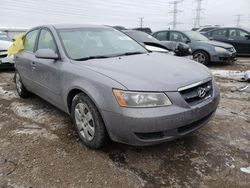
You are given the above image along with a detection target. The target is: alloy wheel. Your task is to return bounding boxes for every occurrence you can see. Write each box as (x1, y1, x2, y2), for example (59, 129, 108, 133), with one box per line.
(74, 102, 95, 141)
(194, 52, 206, 64)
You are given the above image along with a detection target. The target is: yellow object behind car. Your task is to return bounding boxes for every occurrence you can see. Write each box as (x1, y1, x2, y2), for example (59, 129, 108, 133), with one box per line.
(7, 33, 25, 56)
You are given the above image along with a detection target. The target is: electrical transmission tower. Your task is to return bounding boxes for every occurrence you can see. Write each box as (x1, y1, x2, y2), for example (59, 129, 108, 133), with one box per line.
(235, 14, 242, 27)
(193, 0, 204, 28)
(169, 0, 183, 29)
(139, 17, 144, 28)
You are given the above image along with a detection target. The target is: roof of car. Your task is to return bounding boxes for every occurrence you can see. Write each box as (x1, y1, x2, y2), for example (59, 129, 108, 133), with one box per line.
(39, 24, 110, 29)
(204, 27, 250, 32)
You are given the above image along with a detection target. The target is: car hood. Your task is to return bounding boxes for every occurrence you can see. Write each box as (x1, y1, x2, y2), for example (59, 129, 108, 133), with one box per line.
(73, 53, 212, 91)
(0, 40, 12, 50)
(196, 40, 233, 48)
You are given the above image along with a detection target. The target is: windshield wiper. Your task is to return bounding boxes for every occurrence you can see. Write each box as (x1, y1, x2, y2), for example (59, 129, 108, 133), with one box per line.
(73, 55, 111, 61)
(73, 51, 146, 61)
(117, 51, 146, 56)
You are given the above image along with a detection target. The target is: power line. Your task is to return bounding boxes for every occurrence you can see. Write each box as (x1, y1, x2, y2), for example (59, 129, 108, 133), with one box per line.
(139, 17, 144, 28)
(193, 0, 205, 28)
(169, 0, 183, 29)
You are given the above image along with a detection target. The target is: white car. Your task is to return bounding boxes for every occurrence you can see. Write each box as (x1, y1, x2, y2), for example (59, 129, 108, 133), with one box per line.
(0, 34, 14, 68)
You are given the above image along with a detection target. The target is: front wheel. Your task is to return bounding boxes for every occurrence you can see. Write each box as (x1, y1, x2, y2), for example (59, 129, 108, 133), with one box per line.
(71, 93, 109, 149)
(15, 71, 31, 98)
(193, 50, 210, 65)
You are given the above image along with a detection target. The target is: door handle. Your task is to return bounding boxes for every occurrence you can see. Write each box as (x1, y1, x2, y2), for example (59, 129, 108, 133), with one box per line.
(31, 62, 36, 70)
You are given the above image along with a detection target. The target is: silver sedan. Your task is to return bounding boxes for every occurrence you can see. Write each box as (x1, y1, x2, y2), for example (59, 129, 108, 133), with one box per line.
(14, 24, 220, 149)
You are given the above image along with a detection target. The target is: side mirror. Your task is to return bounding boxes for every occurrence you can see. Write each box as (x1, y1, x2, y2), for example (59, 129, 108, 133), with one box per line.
(183, 38, 190, 44)
(245, 34, 250, 40)
(175, 42, 192, 56)
(35, 49, 58, 60)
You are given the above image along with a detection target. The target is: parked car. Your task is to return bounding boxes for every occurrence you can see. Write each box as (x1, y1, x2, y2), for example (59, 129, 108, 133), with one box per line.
(203, 27, 250, 55)
(112, 25, 127, 31)
(192, 26, 220, 34)
(14, 24, 220, 149)
(132, 27, 152, 34)
(123, 30, 192, 58)
(0, 34, 14, 69)
(152, 30, 236, 65)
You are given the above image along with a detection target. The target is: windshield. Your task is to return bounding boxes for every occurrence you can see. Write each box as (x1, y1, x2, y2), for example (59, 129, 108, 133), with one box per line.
(183, 31, 209, 41)
(58, 27, 147, 60)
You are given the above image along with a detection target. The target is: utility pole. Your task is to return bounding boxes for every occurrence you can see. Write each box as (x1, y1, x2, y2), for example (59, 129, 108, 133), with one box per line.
(169, 0, 183, 29)
(235, 14, 242, 27)
(139, 17, 144, 28)
(193, 0, 204, 28)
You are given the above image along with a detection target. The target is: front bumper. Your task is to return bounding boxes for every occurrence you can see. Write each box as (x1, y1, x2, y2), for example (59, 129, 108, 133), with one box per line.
(102, 82, 220, 146)
(211, 52, 236, 63)
(0, 53, 15, 69)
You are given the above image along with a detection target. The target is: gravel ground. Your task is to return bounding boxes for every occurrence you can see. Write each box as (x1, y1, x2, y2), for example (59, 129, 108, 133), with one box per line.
(0, 59, 250, 188)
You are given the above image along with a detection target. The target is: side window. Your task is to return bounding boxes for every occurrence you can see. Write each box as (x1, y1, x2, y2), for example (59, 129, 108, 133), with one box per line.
(37, 29, 57, 52)
(238, 29, 248, 37)
(229, 29, 248, 38)
(154, 32, 167, 41)
(211, 29, 227, 37)
(169, 31, 188, 42)
(24, 30, 39, 52)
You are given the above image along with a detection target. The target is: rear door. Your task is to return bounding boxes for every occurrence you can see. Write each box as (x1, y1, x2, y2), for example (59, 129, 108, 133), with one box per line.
(228, 28, 250, 55)
(32, 28, 63, 106)
(15, 29, 40, 91)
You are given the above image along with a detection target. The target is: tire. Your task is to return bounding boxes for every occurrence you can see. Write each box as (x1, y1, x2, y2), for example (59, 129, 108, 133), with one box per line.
(71, 93, 108, 149)
(15, 71, 31, 98)
(193, 50, 210, 65)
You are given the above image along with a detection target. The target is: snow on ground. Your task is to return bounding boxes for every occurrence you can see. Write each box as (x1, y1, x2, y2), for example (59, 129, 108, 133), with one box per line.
(0, 86, 17, 100)
(240, 166, 250, 174)
(10, 102, 48, 124)
(211, 70, 246, 80)
(12, 123, 58, 140)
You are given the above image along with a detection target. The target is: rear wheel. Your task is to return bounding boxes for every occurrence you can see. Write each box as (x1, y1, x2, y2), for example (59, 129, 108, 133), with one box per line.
(71, 93, 108, 149)
(193, 50, 210, 65)
(15, 71, 31, 98)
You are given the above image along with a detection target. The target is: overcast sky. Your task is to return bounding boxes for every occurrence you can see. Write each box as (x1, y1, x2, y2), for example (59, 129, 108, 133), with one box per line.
(1, 0, 250, 31)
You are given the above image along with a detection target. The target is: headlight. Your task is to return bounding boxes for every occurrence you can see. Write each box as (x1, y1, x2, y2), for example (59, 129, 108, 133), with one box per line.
(214, 46, 227, 53)
(113, 89, 172, 107)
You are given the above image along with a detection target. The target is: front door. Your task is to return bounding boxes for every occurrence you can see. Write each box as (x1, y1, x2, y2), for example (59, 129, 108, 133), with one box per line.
(32, 28, 62, 106)
(228, 28, 250, 55)
(15, 29, 40, 91)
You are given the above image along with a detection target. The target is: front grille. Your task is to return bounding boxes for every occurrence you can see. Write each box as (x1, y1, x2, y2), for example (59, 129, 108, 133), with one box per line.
(177, 111, 214, 134)
(134, 111, 215, 140)
(179, 80, 213, 106)
(0, 50, 8, 58)
(0, 54, 7, 58)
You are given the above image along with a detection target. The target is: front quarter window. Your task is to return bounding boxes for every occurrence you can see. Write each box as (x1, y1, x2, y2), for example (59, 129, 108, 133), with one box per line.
(24, 29, 39, 52)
